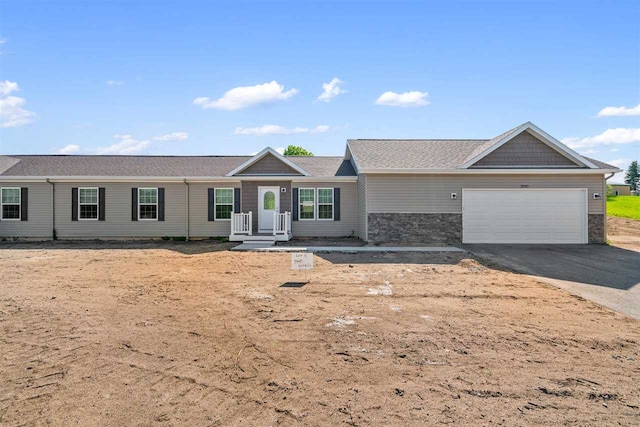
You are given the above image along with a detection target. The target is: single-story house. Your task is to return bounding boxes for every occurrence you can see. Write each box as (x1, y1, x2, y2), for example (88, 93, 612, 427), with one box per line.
(0, 122, 619, 244)
(610, 184, 631, 196)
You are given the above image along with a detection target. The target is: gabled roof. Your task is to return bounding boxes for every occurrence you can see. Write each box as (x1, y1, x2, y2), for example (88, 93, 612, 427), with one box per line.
(347, 122, 618, 172)
(0, 154, 355, 178)
(460, 122, 598, 169)
(226, 147, 309, 176)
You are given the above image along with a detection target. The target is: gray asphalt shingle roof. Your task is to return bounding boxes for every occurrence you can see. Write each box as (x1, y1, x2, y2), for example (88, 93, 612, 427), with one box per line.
(0, 155, 356, 177)
(348, 123, 618, 171)
(348, 139, 493, 170)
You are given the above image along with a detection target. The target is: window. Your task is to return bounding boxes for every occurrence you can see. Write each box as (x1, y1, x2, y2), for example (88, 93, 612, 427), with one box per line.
(318, 188, 334, 220)
(78, 187, 99, 220)
(138, 188, 158, 220)
(1, 187, 21, 220)
(263, 191, 275, 210)
(215, 188, 233, 220)
(299, 188, 315, 220)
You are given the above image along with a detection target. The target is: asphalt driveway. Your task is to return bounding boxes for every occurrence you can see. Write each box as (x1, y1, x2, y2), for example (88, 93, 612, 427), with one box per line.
(466, 244, 640, 319)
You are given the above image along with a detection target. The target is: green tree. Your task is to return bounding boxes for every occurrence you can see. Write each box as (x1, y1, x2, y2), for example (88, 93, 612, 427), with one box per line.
(283, 145, 313, 156)
(625, 161, 639, 191)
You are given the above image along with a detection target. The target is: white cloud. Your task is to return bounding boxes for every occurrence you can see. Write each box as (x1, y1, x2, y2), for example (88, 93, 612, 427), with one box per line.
(1, 95, 36, 128)
(0, 80, 19, 96)
(106, 80, 125, 86)
(580, 149, 599, 155)
(596, 103, 640, 117)
(610, 148, 619, 152)
(561, 128, 640, 149)
(97, 135, 150, 155)
(56, 144, 81, 154)
(317, 77, 346, 102)
(96, 131, 189, 155)
(0, 81, 36, 128)
(193, 81, 298, 111)
(152, 132, 189, 141)
(233, 124, 330, 136)
(375, 90, 429, 107)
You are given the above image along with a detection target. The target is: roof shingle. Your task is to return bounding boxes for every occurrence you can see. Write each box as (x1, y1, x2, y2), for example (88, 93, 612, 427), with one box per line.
(0, 155, 355, 178)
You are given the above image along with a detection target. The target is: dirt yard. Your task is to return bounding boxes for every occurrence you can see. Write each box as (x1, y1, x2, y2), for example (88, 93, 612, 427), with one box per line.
(608, 216, 640, 251)
(1, 242, 639, 426)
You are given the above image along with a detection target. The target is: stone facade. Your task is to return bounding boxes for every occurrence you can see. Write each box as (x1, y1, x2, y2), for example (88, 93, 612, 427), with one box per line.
(588, 214, 605, 244)
(367, 213, 462, 244)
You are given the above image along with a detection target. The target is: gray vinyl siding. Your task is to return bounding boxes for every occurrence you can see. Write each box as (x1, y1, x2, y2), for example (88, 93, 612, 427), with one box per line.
(291, 181, 357, 237)
(356, 175, 367, 240)
(0, 182, 52, 238)
(236, 153, 301, 175)
(241, 181, 292, 232)
(188, 183, 239, 238)
(366, 174, 606, 214)
(54, 182, 187, 238)
(472, 131, 580, 167)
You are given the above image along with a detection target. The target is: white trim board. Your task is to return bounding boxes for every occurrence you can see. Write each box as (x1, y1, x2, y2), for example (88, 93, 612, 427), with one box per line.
(225, 147, 310, 177)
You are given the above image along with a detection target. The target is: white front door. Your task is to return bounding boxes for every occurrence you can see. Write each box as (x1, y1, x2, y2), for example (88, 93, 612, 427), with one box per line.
(258, 187, 280, 232)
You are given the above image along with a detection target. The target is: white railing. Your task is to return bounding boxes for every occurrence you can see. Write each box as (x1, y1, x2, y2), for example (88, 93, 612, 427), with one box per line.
(231, 211, 252, 236)
(273, 209, 292, 236)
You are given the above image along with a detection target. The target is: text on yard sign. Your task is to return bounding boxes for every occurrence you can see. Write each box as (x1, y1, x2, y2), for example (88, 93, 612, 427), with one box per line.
(291, 253, 313, 270)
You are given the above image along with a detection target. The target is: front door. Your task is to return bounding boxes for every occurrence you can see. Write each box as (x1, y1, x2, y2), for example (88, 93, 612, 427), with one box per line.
(258, 187, 280, 232)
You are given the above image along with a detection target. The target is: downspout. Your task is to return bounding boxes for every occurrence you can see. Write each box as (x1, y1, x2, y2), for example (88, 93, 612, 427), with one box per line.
(604, 172, 615, 242)
(46, 179, 55, 240)
(184, 179, 189, 241)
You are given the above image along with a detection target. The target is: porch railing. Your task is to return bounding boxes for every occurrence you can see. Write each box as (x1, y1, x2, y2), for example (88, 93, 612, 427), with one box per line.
(231, 211, 252, 236)
(273, 209, 292, 236)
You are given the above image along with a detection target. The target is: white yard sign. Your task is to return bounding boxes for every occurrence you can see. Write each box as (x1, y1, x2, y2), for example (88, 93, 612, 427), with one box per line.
(291, 253, 313, 270)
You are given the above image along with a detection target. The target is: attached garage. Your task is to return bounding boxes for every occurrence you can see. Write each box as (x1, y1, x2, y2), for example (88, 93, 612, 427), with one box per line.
(462, 189, 588, 244)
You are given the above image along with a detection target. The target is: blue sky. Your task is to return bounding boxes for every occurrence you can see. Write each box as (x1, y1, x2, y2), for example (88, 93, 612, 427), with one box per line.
(1, 0, 638, 181)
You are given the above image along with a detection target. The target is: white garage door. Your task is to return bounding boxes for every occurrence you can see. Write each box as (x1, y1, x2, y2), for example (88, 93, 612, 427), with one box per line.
(462, 189, 587, 244)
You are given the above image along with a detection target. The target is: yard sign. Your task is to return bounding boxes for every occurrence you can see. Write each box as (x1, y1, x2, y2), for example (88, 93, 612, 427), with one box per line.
(291, 253, 313, 270)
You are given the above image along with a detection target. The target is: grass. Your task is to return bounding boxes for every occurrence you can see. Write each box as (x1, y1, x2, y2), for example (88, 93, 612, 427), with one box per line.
(607, 195, 640, 220)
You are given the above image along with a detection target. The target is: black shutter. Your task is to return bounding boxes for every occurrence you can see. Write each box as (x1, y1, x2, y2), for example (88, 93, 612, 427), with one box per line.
(20, 188, 28, 221)
(334, 188, 341, 221)
(131, 188, 138, 221)
(98, 188, 106, 221)
(158, 188, 165, 221)
(234, 188, 241, 213)
(208, 188, 215, 221)
(292, 188, 299, 221)
(72, 187, 79, 221)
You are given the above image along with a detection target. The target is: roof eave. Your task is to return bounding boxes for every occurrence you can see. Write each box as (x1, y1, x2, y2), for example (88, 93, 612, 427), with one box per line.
(358, 168, 620, 175)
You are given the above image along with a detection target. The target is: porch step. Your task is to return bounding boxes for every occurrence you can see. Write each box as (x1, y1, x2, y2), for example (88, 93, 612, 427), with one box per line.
(232, 241, 275, 251)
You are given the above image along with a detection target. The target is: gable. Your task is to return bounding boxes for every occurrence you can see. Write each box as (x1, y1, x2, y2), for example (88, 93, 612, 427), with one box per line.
(470, 131, 582, 168)
(235, 152, 303, 175)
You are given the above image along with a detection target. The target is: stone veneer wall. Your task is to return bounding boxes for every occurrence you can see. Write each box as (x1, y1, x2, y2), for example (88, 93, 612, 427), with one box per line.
(588, 214, 605, 244)
(367, 213, 462, 244)
(368, 213, 604, 244)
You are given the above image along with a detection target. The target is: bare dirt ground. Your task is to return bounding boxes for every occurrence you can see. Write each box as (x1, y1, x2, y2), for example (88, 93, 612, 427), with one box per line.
(1, 242, 639, 426)
(608, 216, 640, 251)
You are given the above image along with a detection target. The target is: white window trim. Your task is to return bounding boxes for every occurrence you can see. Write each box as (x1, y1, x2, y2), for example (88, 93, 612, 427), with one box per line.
(298, 188, 316, 221)
(214, 188, 234, 221)
(1, 187, 21, 221)
(138, 187, 159, 221)
(78, 187, 99, 221)
(317, 187, 334, 221)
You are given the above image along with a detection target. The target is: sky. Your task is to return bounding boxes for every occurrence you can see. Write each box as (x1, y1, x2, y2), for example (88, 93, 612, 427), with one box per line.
(0, 0, 638, 182)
